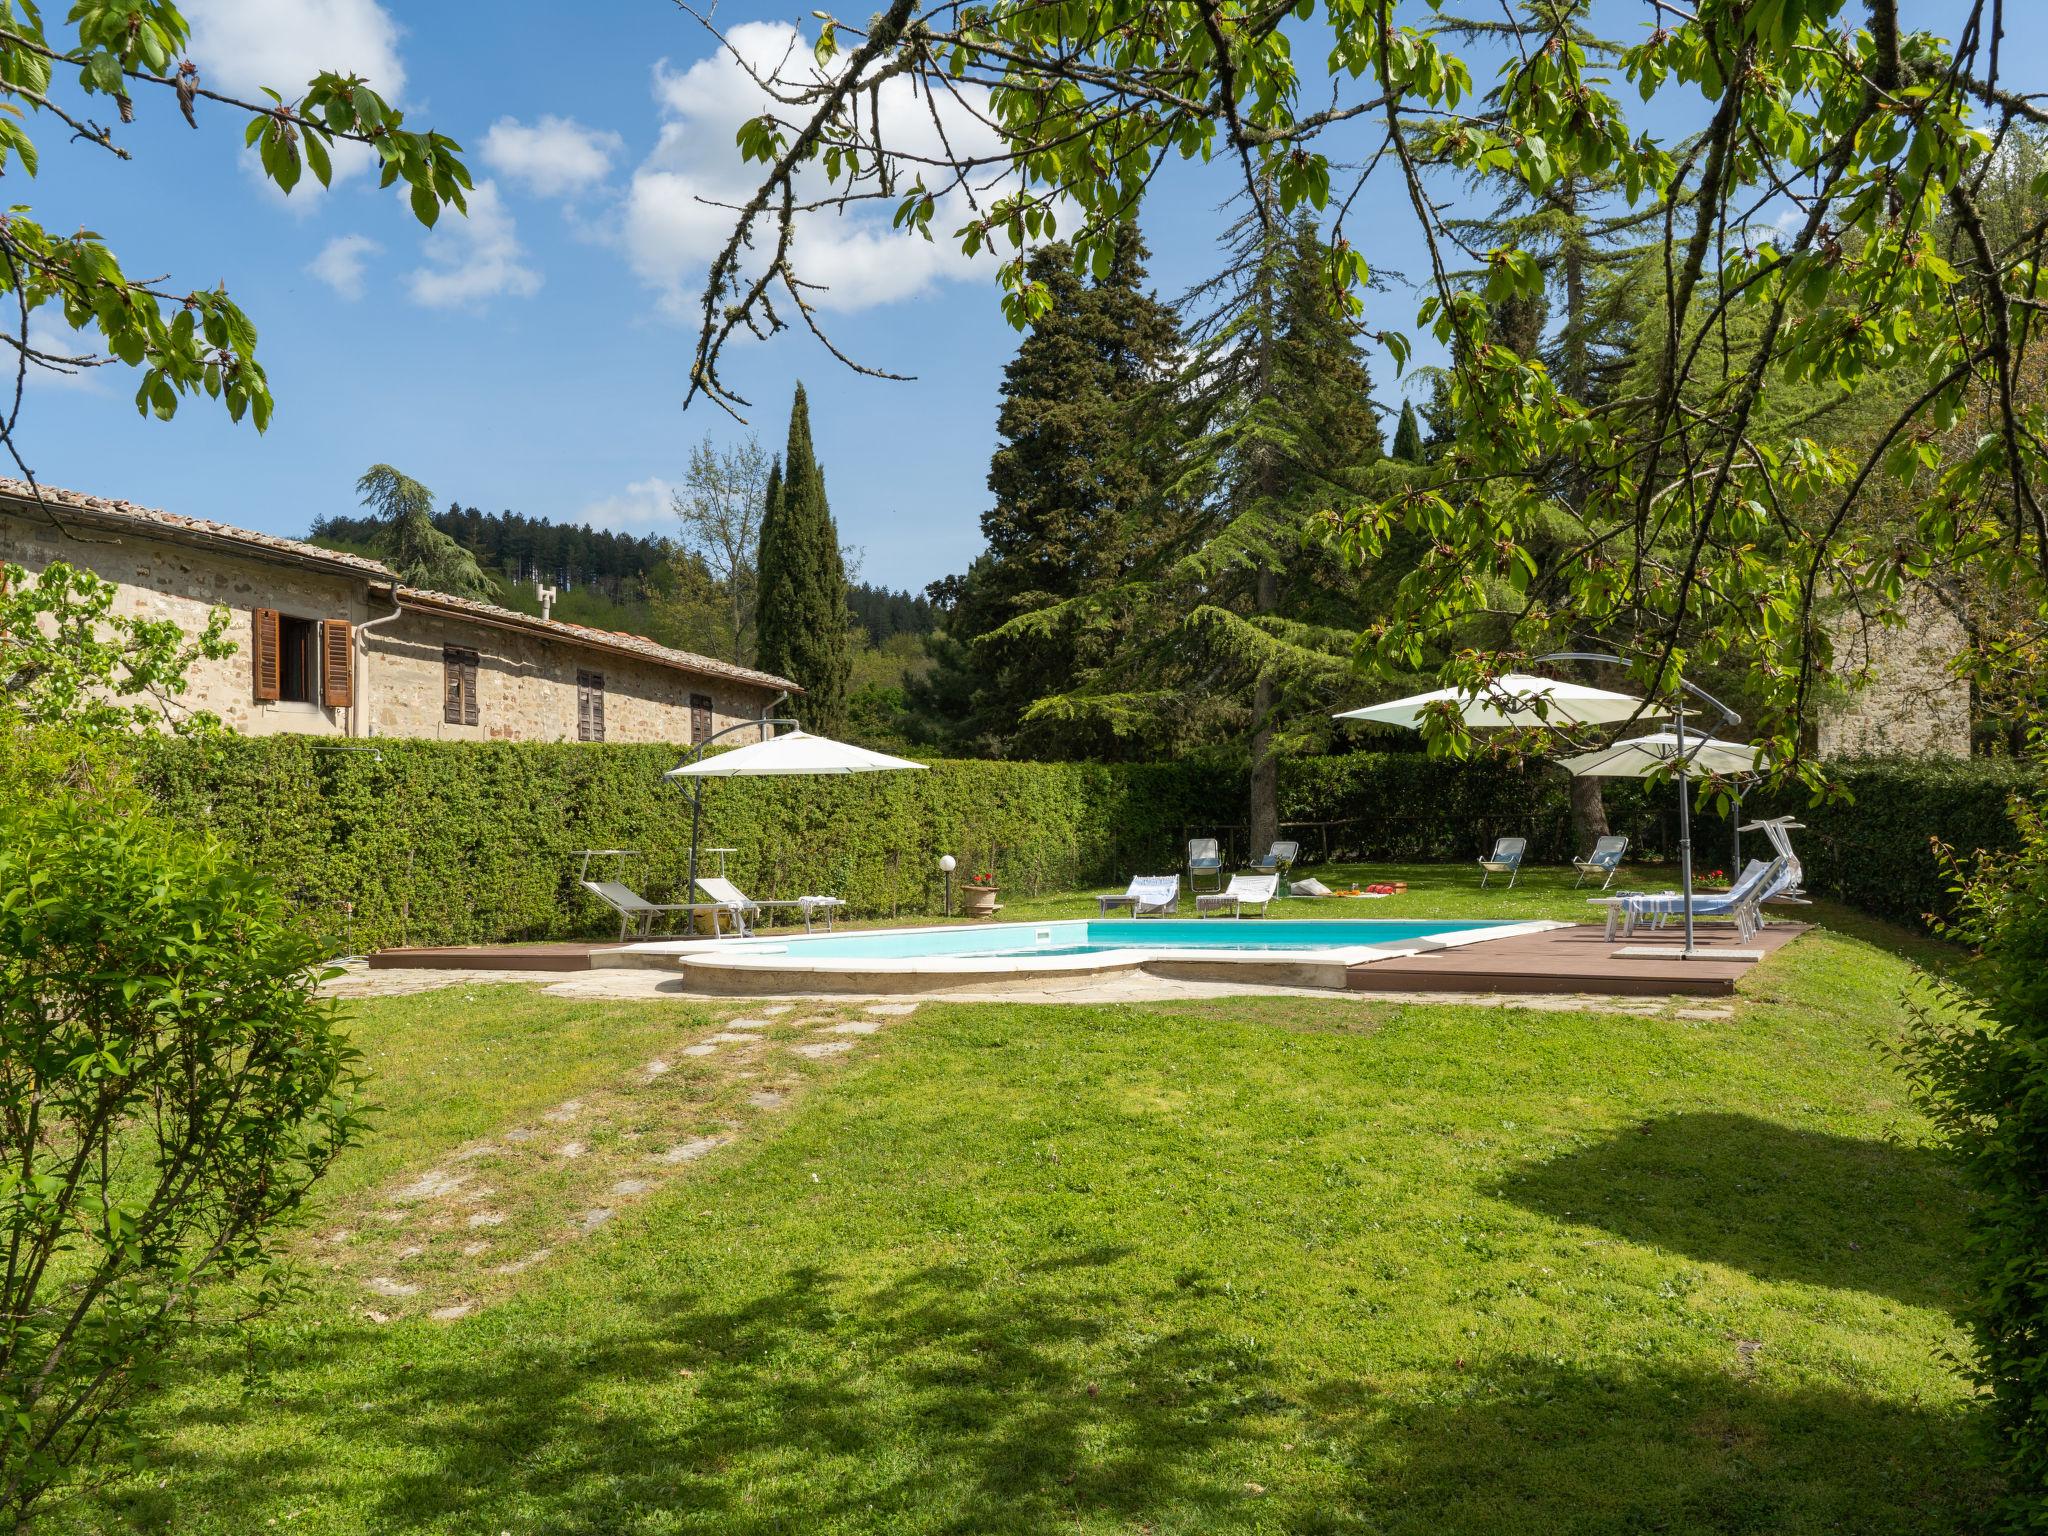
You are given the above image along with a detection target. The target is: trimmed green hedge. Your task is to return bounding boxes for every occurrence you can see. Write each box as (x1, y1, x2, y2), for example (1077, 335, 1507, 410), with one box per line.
(1752, 757, 2040, 929)
(136, 738, 1240, 952)
(133, 737, 2035, 950)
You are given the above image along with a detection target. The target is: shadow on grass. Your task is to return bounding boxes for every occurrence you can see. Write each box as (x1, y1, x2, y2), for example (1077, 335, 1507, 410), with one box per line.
(1302, 1354, 1989, 1535)
(107, 1241, 1990, 1535)
(1497, 1112, 1967, 1310)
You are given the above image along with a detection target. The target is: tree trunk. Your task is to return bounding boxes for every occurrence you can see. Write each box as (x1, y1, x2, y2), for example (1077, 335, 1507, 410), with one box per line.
(1569, 772, 1611, 850)
(1248, 563, 1280, 855)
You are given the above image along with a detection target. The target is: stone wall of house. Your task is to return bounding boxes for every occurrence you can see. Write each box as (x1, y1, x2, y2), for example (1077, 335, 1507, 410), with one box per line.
(2, 508, 782, 744)
(365, 607, 780, 745)
(1817, 589, 1973, 759)
(1, 507, 367, 737)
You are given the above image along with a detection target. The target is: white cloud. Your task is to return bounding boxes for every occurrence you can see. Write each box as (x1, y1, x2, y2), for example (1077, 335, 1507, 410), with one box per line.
(187, 0, 405, 201)
(16, 317, 107, 394)
(483, 115, 623, 198)
(622, 23, 1012, 320)
(576, 477, 678, 531)
(308, 233, 381, 299)
(406, 181, 541, 309)
(184, 0, 405, 100)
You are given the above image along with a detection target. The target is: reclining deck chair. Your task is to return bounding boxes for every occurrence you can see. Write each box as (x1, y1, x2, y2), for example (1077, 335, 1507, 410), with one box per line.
(1195, 873, 1280, 918)
(580, 879, 728, 941)
(1477, 837, 1527, 889)
(1573, 835, 1630, 889)
(1247, 840, 1301, 876)
(1098, 875, 1180, 917)
(695, 875, 846, 936)
(1186, 837, 1224, 894)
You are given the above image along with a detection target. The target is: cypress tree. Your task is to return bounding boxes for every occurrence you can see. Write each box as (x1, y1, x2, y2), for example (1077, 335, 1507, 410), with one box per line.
(754, 384, 852, 733)
(1391, 400, 1425, 463)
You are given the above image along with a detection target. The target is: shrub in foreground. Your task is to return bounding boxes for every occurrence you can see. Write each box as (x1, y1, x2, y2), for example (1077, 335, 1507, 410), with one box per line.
(0, 749, 363, 1524)
(1897, 743, 2048, 1532)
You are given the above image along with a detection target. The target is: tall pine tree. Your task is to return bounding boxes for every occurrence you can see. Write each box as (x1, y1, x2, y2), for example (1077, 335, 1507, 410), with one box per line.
(914, 229, 1181, 755)
(754, 385, 852, 733)
(1013, 207, 1386, 847)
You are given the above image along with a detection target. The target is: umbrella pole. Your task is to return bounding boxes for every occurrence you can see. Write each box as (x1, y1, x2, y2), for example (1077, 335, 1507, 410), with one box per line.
(688, 778, 704, 910)
(1674, 701, 1696, 956)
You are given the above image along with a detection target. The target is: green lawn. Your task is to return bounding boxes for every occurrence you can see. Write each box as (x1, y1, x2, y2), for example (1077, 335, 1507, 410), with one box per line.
(65, 872, 1990, 1534)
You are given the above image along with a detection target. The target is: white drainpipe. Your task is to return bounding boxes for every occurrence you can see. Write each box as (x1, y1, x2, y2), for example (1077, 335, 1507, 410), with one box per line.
(351, 584, 407, 739)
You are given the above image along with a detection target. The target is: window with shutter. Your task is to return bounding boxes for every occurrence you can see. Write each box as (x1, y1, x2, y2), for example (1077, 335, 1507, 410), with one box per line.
(444, 646, 480, 726)
(577, 670, 605, 742)
(690, 693, 714, 744)
(252, 608, 281, 701)
(320, 620, 354, 708)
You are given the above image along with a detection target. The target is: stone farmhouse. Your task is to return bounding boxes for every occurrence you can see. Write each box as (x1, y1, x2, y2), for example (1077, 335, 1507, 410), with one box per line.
(0, 479, 796, 744)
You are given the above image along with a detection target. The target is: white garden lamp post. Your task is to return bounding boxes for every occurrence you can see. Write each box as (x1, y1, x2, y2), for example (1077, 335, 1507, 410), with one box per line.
(664, 722, 927, 899)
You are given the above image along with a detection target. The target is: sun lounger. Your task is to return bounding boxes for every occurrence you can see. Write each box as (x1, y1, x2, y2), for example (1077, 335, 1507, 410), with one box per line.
(580, 879, 736, 941)
(695, 876, 846, 936)
(1477, 836, 1527, 889)
(1187, 837, 1224, 893)
(1247, 840, 1300, 875)
(1098, 875, 1180, 917)
(1572, 834, 1630, 889)
(1595, 857, 1782, 941)
(1195, 873, 1279, 918)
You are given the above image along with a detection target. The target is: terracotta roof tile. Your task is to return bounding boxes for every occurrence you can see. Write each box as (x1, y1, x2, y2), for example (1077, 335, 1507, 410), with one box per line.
(0, 475, 800, 694)
(0, 474, 392, 577)
(394, 587, 799, 694)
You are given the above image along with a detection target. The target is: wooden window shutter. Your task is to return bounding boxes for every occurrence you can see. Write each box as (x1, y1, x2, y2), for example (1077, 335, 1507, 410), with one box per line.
(576, 670, 605, 742)
(320, 619, 354, 708)
(252, 607, 281, 701)
(444, 646, 479, 726)
(464, 654, 479, 726)
(690, 693, 713, 745)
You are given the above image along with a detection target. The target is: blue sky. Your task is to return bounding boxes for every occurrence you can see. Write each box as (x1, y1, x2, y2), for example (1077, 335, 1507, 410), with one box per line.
(16, 0, 2039, 592)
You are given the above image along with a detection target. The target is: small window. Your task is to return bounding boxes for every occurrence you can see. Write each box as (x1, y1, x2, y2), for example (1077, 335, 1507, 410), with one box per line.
(443, 646, 480, 726)
(253, 608, 323, 704)
(577, 670, 606, 742)
(690, 693, 714, 745)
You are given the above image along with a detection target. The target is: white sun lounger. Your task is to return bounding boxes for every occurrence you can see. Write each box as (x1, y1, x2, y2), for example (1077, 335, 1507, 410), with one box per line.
(695, 875, 846, 936)
(1098, 875, 1180, 917)
(1195, 873, 1279, 918)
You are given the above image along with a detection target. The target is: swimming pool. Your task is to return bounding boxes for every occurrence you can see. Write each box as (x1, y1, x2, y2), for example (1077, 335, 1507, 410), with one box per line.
(610, 916, 1563, 994)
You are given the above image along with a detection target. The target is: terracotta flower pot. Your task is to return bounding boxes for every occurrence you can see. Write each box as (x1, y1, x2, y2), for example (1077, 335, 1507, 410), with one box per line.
(961, 885, 1000, 918)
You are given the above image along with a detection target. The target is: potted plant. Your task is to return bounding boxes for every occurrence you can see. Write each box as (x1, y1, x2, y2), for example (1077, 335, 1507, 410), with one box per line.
(961, 871, 1000, 917)
(1696, 868, 1731, 892)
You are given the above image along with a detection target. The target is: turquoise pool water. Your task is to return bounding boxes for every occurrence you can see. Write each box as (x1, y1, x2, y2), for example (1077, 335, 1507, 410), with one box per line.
(752, 918, 1513, 960)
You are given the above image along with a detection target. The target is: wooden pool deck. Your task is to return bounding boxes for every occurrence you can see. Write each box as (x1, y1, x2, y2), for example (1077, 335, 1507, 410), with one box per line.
(364, 920, 1808, 999)
(1346, 921, 1808, 998)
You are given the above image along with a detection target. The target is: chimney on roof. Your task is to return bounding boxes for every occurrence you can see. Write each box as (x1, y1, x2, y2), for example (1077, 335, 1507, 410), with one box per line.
(536, 581, 558, 622)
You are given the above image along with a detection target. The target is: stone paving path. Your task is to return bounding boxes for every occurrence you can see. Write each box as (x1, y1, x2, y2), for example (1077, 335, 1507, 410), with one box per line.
(315, 998, 919, 1325)
(323, 961, 1732, 1020)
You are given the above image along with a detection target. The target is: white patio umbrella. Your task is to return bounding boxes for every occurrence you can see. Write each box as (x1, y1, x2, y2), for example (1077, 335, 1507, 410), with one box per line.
(1334, 672, 1650, 730)
(1556, 731, 1763, 779)
(1559, 731, 1767, 873)
(1337, 661, 1740, 956)
(665, 723, 927, 897)
(664, 728, 927, 780)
